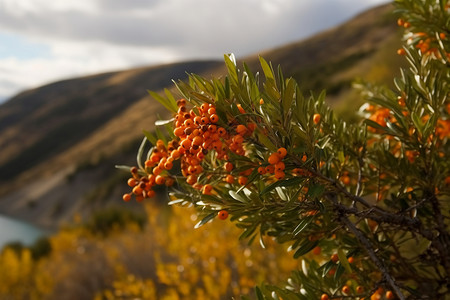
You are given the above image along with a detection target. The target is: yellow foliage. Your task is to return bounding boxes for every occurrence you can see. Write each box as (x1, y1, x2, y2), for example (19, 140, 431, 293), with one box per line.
(0, 203, 299, 299)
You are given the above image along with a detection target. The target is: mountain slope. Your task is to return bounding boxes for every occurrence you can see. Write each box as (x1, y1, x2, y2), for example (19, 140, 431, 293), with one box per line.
(0, 3, 403, 228)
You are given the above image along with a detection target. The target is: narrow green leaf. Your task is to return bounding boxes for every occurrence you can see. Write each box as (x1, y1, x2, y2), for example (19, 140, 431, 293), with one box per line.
(293, 216, 313, 236)
(259, 56, 274, 81)
(115, 165, 132, 172)
(155, 118, 174, 126)
(229, 190, 247, 203)
(143, 130, 157, 145)
(164, 88, 178, 110)
(136, 137, 148, 170)
(337, 248, 352, 274)
(255, 286, 264, 300)
(148, 90, 177, 113)
(260, 177, 304, 196)
(194, 212, 216, 228)
(224, 54, 238, 85)
(293, 240, 319, 258)
(256, 129, 277, 152)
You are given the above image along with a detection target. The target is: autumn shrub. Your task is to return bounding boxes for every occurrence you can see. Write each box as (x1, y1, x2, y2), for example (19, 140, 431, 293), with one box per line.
(120, 0, 449, 299)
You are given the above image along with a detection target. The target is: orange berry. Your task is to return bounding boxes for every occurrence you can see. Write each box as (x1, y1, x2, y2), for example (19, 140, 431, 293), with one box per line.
(356, 286, 364, 294)
(155, 175, 165, 185)
(236, 124, 247, 135)
(132, 185, 143, 195)
(233, 134, 244, 144)
(386, 291, 395, 299)
(268, 153, 280, 165)
(181, 139, 192, 150)
(342, 285, 350, 295)
(192, 136, 203, 146)
(200, 103, 209, 113)
(224, 162, 234, 172)
(170, 149, 181, 159)
(202, 184, 213, 195)
(259, 98, 264, 105)
(439, 32, 446, 39)
(165, 177, 175, 187)
(328, 268, 336, 276)
(312, 246, 321, 255)
(122, 193, 132, 202)
(201, 116, 209, 124)
(258, 166, 266, 175)
(403, 21, 410, 28)
(210, 114, 219, 123)
(174, 127, 185, 137)
(164, 161, 173, 170)
(208, 107, 216, 114)
(397, 48, 406, 56)
(218, 210, 229, 220)
(320, 294, 329, 300)
(341, 175, 350, 185)
(146, 190, 156, 198)
(331, 253, 339, 263)
(277, 147, 287, 158)
(218, 127, 227, 136)
(237, 104, 246, 114)
(186, 175, 197, 185)
(348, 256, 354, 264)
(152, 166, 162, 176)
(275, 161, 285, 172)
(225, 174, 235, 184)
(265, 165, 275, 174)
(238, 176, 248, 185)
(397, 18, 404, 26)
(274, 171, 285, 180)
(127, 178, 138, 187)
(247, 123, 256, 132)
(313, 113, 321, 124)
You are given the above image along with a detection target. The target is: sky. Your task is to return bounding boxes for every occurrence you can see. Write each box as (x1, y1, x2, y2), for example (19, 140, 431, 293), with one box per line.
(0, 0, 389, 103)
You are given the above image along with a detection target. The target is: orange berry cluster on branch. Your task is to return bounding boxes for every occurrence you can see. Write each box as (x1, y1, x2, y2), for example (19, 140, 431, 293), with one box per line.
(257, 147, 287, 181)
(123, 98, 259, 202)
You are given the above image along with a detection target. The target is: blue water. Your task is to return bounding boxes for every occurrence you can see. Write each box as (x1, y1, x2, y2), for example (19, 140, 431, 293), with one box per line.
(0, 214, 47, 249)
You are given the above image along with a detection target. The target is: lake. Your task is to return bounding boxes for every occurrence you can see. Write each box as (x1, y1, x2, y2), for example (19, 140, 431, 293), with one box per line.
(0, 214, 48, 249)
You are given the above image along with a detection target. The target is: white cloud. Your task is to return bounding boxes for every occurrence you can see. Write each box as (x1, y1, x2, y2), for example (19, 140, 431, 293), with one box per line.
(0, 0, 390, 102)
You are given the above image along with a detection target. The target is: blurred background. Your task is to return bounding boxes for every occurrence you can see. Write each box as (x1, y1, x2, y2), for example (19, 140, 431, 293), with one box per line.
(0, 0, 405, 299)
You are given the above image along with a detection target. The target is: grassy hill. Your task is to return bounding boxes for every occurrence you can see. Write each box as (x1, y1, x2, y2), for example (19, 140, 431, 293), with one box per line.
(0, 3, 403, 229)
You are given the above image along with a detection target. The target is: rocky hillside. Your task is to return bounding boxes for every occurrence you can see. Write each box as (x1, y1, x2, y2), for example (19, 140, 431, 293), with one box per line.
(0, 3, 402, 229)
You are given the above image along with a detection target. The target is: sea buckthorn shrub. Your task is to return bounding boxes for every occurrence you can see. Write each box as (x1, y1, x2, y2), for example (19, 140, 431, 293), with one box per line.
(120, 0, 449, 299)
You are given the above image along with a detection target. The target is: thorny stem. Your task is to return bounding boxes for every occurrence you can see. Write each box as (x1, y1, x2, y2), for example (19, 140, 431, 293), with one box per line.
(329, 195, 406, 300)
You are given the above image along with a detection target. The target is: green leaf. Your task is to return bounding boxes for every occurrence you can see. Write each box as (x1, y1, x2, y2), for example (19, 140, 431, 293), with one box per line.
(229, 190, 248, 203)
(155, 118, 174, 126)
(255, 286, 264, 300)
(307, 184, 325, 198)
(282, 78, 295, 118)
(256, 129, 277, 152)
(194, 212, 216, 228)
(337, 248, 352, 274)
(260, 177, 304, 196)
(293, 216, 314, 236)
(293, 240, 319, 258)
(259, 56, 275, 81)
(224, 54, 238, 85)
(136, 137, 147, 170)
(148, 90, 177, 113)
(143, 130, 157, 145)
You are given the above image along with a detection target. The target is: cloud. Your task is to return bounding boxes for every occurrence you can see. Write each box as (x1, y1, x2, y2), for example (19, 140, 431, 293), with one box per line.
(0, 0, 389, 102)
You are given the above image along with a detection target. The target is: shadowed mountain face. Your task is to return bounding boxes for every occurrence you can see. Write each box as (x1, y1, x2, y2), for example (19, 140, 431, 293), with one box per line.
(0, 3, 402, 228)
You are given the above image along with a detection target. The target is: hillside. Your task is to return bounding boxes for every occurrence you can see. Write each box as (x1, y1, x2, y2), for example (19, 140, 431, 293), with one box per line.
(0, 3, 403, 229)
